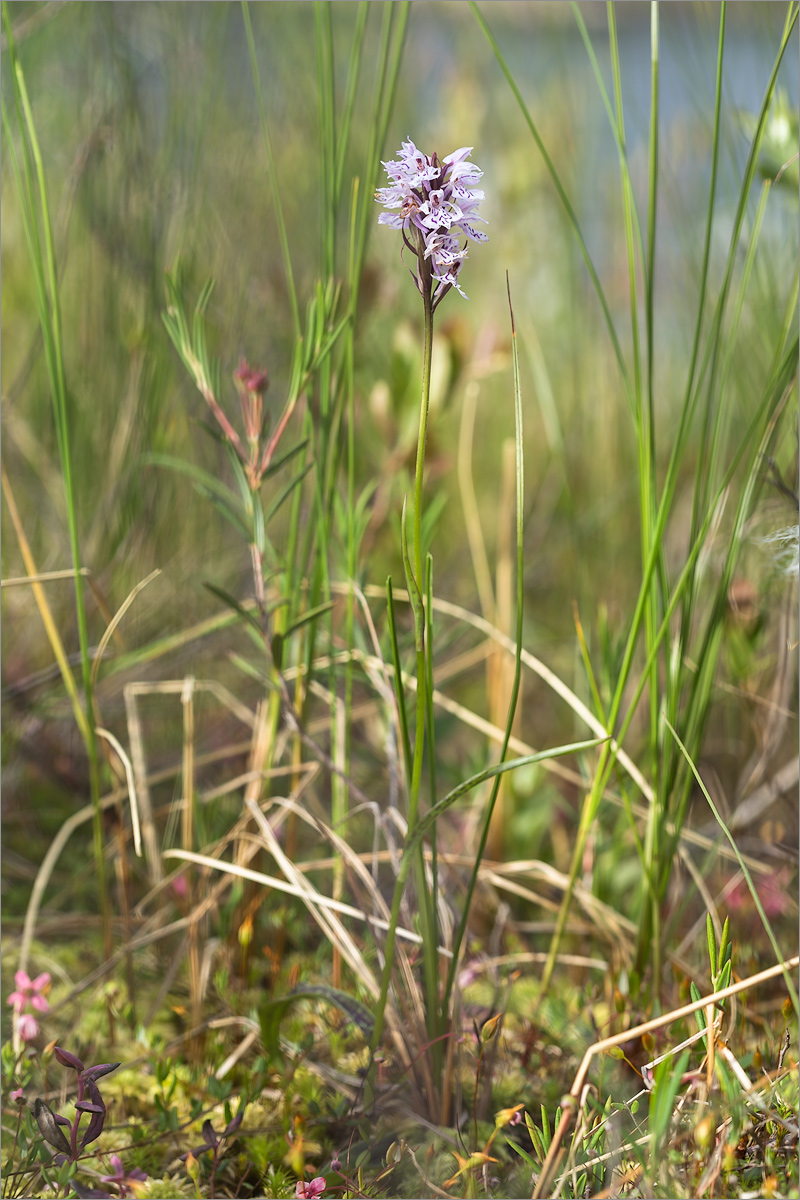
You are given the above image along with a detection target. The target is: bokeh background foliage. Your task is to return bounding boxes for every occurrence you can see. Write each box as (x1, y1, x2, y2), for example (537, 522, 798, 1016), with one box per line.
(2, 0, 798, 1027)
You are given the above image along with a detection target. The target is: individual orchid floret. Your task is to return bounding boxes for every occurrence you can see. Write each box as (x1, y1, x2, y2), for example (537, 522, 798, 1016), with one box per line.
(376, 138, 487, 308)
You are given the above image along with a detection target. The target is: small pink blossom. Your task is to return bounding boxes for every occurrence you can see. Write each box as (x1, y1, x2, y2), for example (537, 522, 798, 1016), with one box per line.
(10, 1087, 25, 1103)
(727, 867, 793, 918)
(171, 875, 188, 900)
(17, 1013, 39, 1042)
(7, 970, 50, 1013)
(296, 1178, 326, 1199)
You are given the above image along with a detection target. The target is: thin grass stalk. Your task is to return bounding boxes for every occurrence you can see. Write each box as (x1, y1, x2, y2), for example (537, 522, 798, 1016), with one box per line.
(677, 0, 796, 670)
(443, 275, 525, 1018)
(315, 1, 337, 280)
(348, 2, 410, 310)
(340, 71, 363, 883)
(1, 6, 110, 954)
(641, 0, 663, 990)
(541, 2, 796, 993)
(241, 0, 300, 339)
(603, 0, 665, 974)
(661, 365, 796, 880)
(334, 1, 369, 208)
(656, 179, 772, 839)
(655, 201, 796, 923)
(470, 0, 631, 405)
(664, 719, 799, 1014)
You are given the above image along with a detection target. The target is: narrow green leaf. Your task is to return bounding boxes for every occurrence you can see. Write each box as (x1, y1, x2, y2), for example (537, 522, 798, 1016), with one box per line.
(386, 577, 413, 785)
(506, 1137, 536, 1168)
(204, 583, 264, 638)
(707, 913, 717, 979)
(264, 461, 313, 524)
(540, 1103, 552, 1152)
(400, 497, 423, 652)
(282, 600, 336, 641)
(261, 437, 308, 481)
(718, 917, 730, 972)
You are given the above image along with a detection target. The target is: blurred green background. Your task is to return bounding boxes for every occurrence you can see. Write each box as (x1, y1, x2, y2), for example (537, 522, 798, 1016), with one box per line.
(2, 2, 798, 915)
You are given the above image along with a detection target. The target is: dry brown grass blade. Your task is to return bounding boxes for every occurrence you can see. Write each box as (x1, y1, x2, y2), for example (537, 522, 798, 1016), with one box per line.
(364, 584, 653, 802)
(95, 726, 141, 857)
(243, 797, 417, 1070)
(89, 568, 161, 689)
(256, 794, 439, 1095)
(1, 566, 91, 587)
(304, 632, 772, 876)
(1, 461, 91, 745)
(532, 954, 800, 1199)
(124, 678, 258, 886)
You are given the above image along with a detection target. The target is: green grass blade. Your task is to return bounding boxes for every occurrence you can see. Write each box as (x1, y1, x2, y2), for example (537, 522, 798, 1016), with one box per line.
(241, 0, 300, 339)
(470, 0, 631, 403)
(664, 717, 799, 1016)
(2, 2, 109, 946)
(386, 578, 413, 786)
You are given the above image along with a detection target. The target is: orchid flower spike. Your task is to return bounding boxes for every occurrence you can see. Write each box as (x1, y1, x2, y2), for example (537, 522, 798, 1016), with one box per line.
(376, 138, 487, 307)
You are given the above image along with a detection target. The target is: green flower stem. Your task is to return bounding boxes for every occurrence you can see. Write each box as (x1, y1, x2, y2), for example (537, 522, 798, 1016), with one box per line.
(407, 284, 434, 833)
(409, 285, 440, 1057)
(368, 280, 438, 1095)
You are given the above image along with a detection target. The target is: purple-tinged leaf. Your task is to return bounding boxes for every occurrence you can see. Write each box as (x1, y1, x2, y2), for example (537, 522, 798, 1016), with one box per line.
(70, 1184, 113, 1199)
(75, 1101, 104, 1113)
(79, 1079, 107, 1148)
(33, 1098, 72, 1156)
(81, 1061, 120, 1083)
(224, 1110, 244, 1136)
(201, 1118, 219, 1146)
(53, 1045, 84, 1073)
(180, 1142, 216, 1161)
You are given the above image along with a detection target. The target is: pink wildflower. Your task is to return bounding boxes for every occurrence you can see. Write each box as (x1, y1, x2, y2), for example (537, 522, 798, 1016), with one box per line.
(296, 1178, 326, 1199)
(17, 1013, 39, 1042)
(7, 970, 51, 1014)
(727, 867, 793, 919)
(10, 1088, 25, 1103)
